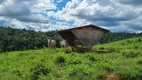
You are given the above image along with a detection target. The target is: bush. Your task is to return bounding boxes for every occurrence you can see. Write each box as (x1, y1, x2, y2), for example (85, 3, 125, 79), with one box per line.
(122, 51, 140, 58)
(117, 68, 142, 80)
(69, 68, 97, 80)
(69, 57, 83, 65)
(13, 70, 22, 77)
(134, 44, 138, 49)
(55, 56, 66, 64)
(135, 38, 142, 43)
(137, 59, 142, 65)
(126, 40, 132, 43)
(88, 56, 98, 62)
(0, 72, 23, 80)
(137, 61, 142, 65)
(108, 47, 116, 52)
(121, 42, 126, 45)
(98, 47, 105, 50)
(30, 64, 51, 80)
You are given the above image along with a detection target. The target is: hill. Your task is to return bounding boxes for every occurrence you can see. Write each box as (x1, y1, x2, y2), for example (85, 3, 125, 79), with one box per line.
(0, 27, 142, 53)
(0, 37, 142, 80)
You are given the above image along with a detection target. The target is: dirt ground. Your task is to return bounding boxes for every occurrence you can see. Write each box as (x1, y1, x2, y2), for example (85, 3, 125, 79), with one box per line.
(104, 73, 120, 80)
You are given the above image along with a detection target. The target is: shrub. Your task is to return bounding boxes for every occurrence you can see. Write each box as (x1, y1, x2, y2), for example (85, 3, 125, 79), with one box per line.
(101, 62, 116, 73)
(88, 56, 98, 62)
(99, 47, 105, 50)
(69, 68, 95, 80)
(126, 40, 132, 43)
(137, 61, 142, 65)
(137, 59, 142, 65)
(105, 67, 115, 73)
(30, 64, 51, 80)
(0, 72, 23, 80)
(70, 59, 82, 64)
(135, 38, 142, 43)
(121, 42, 126, 45)
(134, 45, 138, 49)
(117, 68, 142, 80)
(55, 56, 66, 64)
(13, 70, 22, 77)
(122, 51, 140, 58)
(108, 47, 116, 52)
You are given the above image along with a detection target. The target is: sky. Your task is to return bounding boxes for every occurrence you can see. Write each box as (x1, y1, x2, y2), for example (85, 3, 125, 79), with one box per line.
(0, 0, 142, 32)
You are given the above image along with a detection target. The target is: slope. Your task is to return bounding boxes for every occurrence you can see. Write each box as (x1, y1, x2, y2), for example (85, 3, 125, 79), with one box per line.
(0, 37, 142, 80)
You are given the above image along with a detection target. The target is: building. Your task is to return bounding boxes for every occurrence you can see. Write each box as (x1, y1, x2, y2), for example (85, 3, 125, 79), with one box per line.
(58, 24, 110, 49)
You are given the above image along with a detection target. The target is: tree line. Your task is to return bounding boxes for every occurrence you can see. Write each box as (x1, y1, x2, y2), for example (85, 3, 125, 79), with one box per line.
(0, 27, 61, 53)
(0, 26, 142, 53)
(100, 32, 142, 44)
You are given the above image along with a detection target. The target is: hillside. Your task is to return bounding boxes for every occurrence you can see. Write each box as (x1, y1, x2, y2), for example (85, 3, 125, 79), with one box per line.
(0, 27, 142, 53)
(0, 37, 142, 80)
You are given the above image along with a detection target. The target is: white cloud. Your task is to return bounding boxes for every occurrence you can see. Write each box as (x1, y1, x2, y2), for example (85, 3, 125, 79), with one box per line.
(50, 0, 142, 32)
(6, 19, 51, 31)
(55, 0, 138, 22)
(14, 14, 49, 23)
(0, 0, 57, 31)
(112, 0, 142, 6)
(0, 0, 55, 23)
(31, 0, 56, 13)
(56, 0, 63, 3)
(0, 0, 142, 32)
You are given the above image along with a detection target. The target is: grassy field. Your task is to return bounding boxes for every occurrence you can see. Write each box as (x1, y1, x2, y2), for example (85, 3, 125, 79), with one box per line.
(0, 37, 142, 80)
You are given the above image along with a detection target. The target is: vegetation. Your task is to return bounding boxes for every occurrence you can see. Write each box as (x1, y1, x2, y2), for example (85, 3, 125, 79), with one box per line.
(0, 27, 61, 52)
(0, 27, 142, 53)
(0, 37, 141, 80)
(100, 32, 142, 44)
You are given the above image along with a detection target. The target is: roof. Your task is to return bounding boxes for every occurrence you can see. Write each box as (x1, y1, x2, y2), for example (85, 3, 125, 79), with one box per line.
(58, 24, 110, 32)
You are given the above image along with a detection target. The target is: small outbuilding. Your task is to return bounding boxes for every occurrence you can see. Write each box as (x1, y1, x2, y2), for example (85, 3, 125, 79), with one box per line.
(58, 24, 110, 50)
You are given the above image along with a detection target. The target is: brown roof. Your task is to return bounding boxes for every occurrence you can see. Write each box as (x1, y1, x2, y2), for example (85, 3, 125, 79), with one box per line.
(58, 24, 110, 32)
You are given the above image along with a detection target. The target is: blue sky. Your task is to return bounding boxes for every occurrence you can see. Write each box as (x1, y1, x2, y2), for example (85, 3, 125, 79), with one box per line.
(0, 0, 142, 32)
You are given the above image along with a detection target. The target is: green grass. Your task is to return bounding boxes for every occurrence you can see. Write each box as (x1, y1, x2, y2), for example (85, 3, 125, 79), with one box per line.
(0, 37, 142, 80)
